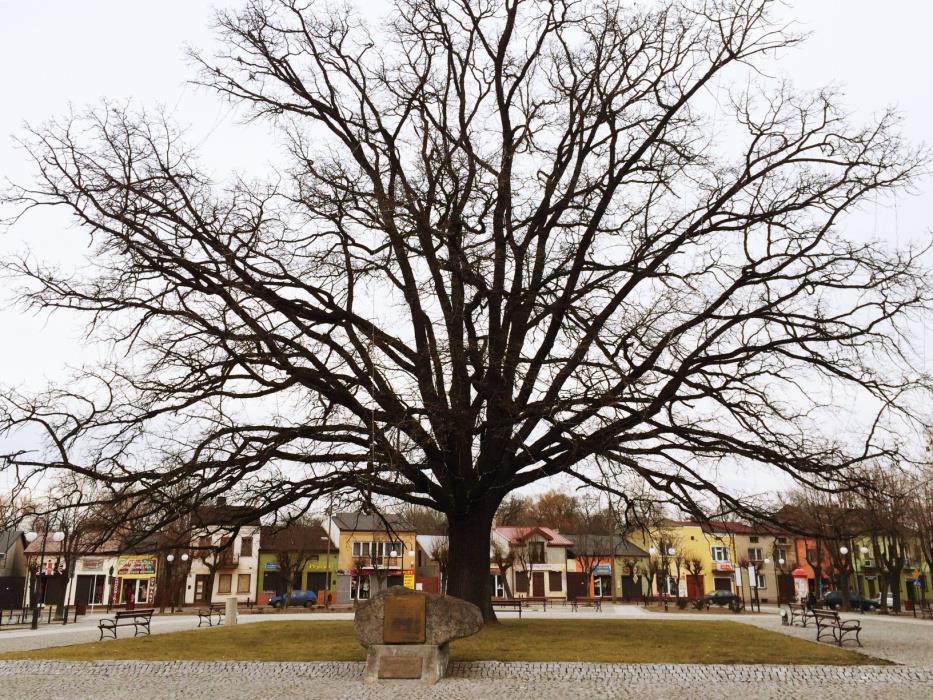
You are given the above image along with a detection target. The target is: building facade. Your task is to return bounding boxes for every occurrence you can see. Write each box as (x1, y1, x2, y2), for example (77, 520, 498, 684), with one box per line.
(327, 512, 417, 603)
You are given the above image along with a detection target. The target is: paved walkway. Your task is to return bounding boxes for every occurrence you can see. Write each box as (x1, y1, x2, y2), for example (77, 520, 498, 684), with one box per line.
(1, 605, 930, 698)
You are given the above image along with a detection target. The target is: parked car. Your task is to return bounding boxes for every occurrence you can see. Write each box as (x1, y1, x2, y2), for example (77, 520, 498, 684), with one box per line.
(268, 590, 317, 608)
(699, 590, 741, 607)
(872, 593, 896, 609)
(820, 591, 878, 612)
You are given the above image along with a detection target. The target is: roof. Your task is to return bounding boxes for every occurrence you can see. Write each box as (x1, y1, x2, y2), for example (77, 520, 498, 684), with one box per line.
(24, 532, 123, 556)
(330, 512, 415, 533)
(191, 504, 262, 528)
(565, 534, 649, 558)
(416, 534, 447, 556)
(260, 524, 333, 553)
(494, 526, 573, 547)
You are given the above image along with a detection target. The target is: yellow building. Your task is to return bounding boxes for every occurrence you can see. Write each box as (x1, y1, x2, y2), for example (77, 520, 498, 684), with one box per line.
(326, 512, 417, 602)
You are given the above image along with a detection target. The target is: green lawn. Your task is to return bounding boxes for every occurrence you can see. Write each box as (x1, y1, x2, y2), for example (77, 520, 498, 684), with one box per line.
(0, 620, 880, 665)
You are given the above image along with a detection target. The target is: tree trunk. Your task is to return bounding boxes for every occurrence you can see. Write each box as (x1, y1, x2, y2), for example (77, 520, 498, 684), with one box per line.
(446, 507, 496, 622)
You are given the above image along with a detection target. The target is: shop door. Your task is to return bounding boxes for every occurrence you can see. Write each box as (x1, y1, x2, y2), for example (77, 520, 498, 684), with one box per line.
(714, 577, 732, 592)
(74, 575, 94, 605)
(532, 571, 545, 597)
(566, 572, 587, 600)
(777, 574, 795, 604)
(194, 575, 210, 604)
(686, 575, 704, 599)
(306, 572, 327, 594)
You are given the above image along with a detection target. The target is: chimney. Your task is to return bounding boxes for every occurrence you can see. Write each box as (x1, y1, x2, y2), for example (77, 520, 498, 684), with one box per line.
(216, 496, 227, 506)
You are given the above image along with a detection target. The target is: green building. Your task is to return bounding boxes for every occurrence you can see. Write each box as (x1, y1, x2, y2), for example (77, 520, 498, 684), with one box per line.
(257, 524, 338, 605)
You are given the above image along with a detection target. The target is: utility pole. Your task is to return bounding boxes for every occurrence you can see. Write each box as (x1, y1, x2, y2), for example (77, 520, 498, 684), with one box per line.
(608, 497, 616, 602)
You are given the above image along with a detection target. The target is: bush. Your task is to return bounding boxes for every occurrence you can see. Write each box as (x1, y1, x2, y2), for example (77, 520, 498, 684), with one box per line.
(676, 598, 688, 610)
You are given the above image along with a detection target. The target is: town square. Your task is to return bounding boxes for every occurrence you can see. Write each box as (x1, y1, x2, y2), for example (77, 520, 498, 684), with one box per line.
(1, 0, 932, 697)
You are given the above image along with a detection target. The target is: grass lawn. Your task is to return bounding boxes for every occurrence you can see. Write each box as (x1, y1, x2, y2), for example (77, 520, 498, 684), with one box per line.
(0, 620, 879, 665)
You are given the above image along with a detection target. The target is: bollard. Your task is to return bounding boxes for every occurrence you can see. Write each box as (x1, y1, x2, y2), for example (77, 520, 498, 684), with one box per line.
(226, 596, 237, 625)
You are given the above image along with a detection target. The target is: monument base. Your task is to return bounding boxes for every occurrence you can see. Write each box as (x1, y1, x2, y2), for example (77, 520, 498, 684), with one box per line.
(364, 643, 449, 684)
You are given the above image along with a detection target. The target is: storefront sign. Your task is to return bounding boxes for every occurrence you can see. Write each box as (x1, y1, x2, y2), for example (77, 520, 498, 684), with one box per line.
(594, 564, 612, 575)
(264, 561, 281, 570)
(403, 571, 416, 589)
(116, 556, 157, 578)
(82, 559, 104, 571)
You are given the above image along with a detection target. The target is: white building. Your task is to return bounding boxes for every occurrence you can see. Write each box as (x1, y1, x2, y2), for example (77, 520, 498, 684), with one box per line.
(183, 501, 261, 605)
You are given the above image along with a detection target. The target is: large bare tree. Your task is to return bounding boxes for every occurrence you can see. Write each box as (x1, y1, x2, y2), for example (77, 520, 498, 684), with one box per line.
(1, 0, 929, 620)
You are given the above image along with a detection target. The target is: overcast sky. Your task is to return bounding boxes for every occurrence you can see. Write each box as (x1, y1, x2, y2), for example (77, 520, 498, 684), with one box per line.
(1, 0, 931, 501)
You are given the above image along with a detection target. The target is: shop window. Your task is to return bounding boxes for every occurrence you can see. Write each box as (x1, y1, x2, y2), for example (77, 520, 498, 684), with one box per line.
(490, 574, 505, 598)
(515, 572, 529, 594)
(237, 574, 251, 593)
(218, 574, 232, 594)
(548, 571, 562, 592)
(594, 575, 612, 597)
(749, 536, 759, 543)
(240, 537, 253, 558)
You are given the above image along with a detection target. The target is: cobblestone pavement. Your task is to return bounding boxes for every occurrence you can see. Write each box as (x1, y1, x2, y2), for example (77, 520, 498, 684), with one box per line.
(0, 660, 930, 699)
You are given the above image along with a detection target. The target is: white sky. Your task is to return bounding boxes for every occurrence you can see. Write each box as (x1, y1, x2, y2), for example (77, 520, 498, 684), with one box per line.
(1, 0, 931, 502)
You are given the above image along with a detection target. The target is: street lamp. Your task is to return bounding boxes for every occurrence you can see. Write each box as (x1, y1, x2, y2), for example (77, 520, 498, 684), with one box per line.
(859, 546, 869, 555)
(321, 535, 332, 607)
(165, 554, 176, 614)
(839, 546, 849, 555)
(25, 530, 65, 630)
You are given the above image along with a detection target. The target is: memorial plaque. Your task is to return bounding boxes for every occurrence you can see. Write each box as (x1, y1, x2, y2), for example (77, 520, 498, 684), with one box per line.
(383, 594, 427, 644)
(378, 655, 423, 679)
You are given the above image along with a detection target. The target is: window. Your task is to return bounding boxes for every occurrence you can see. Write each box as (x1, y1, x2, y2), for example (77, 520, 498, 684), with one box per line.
(755, 573, 767, 589)
(749, 536, 759, 543)
(711, 546, 729, 562)
(747, 548, 763, 562)
(806, 548, 818, 563)
(218, 574, 232, 594)
(528, 542, 545, 564)
(776, 537, 788, 545)
(548, 571, 562, 592)
(775, 547, 787, 563)
(490, 574, 505, 598)
(594, 575, 612, 597)
(240, 537, 253, 558)
(198, 535, 212, 549)
(262, 571, 280, 592)
(515, 572, 529, 594)
(237, 574, 251, 594)
(0, 552, 6, 564)
(352, 541, 370, 558)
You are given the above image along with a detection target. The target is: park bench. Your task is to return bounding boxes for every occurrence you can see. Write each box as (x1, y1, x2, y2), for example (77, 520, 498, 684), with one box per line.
(98, 608, 154, 640)
(491, 598, 523, 618)
(522, 596, 550, 611)
(571, 597, 603, 612)
(812, 609, 862, 647)
(787, 602, 813, 627)
(197, 603, 225, 627)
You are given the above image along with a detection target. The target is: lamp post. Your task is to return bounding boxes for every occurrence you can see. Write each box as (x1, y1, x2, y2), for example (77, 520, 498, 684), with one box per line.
(646, 547, 657, 608)
(857, 545, 870, 597)
(321, 535, 332, 607)
(839, 546, 851, 611)
(25, 530, 65, 630)
(667, 547, 678, 609)
(164, 554, 175, 614)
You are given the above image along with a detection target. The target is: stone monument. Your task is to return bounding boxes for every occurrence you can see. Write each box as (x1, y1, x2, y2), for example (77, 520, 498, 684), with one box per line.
(354, 586, 483, 683)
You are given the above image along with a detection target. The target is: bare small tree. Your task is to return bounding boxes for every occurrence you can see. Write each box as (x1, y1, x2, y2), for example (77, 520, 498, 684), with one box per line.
(428, 537, 450, 594)
(490, 539, 515, 599)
